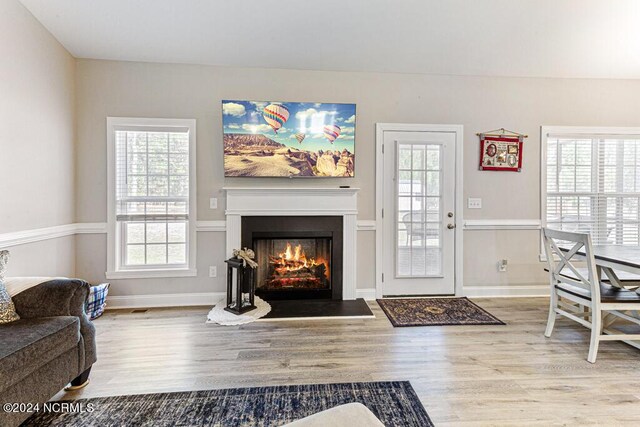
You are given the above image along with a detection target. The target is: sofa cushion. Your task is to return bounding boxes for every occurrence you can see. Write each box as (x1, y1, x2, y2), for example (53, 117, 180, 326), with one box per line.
(0, 316, 80, 390)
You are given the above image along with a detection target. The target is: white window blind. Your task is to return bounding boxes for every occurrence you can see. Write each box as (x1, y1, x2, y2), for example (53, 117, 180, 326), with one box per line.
(546, 134, 640, 245)
(115, 127, 191, 267)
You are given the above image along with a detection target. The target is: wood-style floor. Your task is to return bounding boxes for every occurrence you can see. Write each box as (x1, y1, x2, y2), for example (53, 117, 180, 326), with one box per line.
(56, 298, 640, 426)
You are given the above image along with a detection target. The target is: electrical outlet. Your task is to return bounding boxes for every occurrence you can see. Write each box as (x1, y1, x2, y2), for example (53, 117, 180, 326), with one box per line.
(209, 266, 217, 277)
(468, 198, 482, 209)
(498, 259, 508, 272)
(210, 198, 218, 209)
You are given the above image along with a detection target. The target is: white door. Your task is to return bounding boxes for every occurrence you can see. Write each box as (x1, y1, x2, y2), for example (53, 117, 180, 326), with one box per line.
(381, 130, 457, 296)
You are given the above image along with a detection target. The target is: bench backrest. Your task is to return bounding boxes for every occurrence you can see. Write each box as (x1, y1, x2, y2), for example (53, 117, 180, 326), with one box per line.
(542, 228, 601, 303)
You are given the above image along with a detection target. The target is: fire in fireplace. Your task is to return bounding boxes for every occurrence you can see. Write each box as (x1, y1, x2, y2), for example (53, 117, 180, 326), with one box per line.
(269, 241, 330, 289)
(242, 216, 343, 300)
(254, 238, 332, 293)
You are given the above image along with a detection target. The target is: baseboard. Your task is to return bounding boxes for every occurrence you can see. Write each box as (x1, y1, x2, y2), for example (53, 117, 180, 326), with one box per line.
(257, 314, 375, 322)
(108, 290, 378, 309)
(356, 288, 377, 300)
(464, 284, 549, 298)
(107, 292, 225, 309)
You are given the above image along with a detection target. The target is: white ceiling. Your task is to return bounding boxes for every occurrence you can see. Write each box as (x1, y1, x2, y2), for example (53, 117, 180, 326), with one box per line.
(20, 0, 640, 79)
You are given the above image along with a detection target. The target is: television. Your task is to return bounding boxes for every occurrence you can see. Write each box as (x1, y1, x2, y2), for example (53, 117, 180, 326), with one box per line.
(223, 100, 356, 177)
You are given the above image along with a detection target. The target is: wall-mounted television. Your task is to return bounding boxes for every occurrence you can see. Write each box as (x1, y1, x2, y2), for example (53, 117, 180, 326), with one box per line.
(223, 100, 356, 177)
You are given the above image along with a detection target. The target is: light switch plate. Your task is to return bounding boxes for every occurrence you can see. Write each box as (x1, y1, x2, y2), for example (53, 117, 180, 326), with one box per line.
(209, 266, 217, 278)
(468, 198, 482, 209)
(209, 198, 218, 209)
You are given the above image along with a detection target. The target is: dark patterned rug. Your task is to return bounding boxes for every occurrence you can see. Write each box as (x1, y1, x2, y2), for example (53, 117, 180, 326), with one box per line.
(377, 297, 505, 327)
(21, 381, 432, 427)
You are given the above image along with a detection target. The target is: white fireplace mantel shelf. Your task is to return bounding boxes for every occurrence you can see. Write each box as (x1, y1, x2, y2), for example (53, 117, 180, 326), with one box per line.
(223, 186, 359, 300)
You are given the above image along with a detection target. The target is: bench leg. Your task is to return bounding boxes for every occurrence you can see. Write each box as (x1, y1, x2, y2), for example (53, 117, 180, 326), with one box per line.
(545, 289, 558, 338)
(587, 310, 602, 364)
(65, 367, 92, 391)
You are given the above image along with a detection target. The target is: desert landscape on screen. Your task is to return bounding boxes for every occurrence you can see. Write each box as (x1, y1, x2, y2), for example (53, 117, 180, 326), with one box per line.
(222, 100, 356, 177)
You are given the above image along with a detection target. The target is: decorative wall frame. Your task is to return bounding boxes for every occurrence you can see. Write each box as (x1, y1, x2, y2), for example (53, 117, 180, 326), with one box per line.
(478, 128, 527, 172)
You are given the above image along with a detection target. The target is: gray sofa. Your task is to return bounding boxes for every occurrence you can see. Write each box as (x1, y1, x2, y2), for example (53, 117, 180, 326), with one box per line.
(0, 279, 97, 427)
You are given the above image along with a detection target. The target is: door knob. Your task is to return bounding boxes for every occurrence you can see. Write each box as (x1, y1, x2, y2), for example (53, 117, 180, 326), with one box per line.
(447, 223, 456, 229)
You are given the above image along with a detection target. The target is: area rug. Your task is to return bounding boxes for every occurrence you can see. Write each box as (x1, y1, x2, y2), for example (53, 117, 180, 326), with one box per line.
(206, 296, 271, 325)
(377, 297, 505, 327)
(22, 381, 432, 427)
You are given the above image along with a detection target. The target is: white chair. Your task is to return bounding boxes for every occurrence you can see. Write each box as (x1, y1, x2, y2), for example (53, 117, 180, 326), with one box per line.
(542, 228, 640, 363)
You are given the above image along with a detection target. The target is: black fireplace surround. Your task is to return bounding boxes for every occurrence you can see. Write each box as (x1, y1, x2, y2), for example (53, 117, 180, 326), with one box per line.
(241, 216, 343, 300)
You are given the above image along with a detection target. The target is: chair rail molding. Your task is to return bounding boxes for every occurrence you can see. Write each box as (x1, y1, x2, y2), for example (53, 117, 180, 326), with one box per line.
(464, 219, 542, 230)
(356, 220, 376, 231)
(0, 219, 377, 249)
(195, 221, 227, 232)
(0, 223, 107, 248)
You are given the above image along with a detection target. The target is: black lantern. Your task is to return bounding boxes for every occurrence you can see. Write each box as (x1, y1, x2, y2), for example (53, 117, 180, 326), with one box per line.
(224, 257, 256, 315)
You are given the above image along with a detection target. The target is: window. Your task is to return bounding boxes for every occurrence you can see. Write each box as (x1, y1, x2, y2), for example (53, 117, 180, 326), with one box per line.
(542, 127, 640, 246)
(107, 118, 196, 279)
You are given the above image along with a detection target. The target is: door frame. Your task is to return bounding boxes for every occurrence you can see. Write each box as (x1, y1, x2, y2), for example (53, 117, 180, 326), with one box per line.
(375, 123, 464, 299)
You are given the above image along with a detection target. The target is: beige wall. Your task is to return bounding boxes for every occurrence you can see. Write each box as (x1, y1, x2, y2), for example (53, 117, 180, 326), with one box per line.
(0, 0, 76, 277)
(0, 0, 76, 233)
(73, 58, 640, 297)
(4, 0, 640, 297)
(5, 237, 76, 277)
(75, 233, 225, 296)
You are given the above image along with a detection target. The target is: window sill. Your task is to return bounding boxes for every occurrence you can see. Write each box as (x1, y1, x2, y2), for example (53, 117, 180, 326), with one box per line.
(105, 268, 197, 280)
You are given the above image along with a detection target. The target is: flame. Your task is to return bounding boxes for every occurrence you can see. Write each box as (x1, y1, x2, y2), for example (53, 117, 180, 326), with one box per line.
(273, 242, 327, 273)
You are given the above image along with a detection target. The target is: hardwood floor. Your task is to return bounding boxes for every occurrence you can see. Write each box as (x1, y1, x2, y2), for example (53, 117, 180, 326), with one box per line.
(56, 298, 640, 425)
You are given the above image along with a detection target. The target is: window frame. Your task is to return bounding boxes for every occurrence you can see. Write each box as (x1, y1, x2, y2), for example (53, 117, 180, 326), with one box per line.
(540, 125, 640, 259)
(106, 117, 197, 279)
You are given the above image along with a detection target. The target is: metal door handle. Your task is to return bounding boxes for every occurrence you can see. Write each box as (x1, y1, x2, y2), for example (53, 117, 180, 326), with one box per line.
(447, 224, 456, 229)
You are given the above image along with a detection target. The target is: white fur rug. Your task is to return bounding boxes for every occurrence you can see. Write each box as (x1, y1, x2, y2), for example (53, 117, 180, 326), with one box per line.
(206, 296, 271, 325)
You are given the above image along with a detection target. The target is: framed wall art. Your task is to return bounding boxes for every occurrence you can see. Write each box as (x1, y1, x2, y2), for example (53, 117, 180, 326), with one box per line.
(478, 128, 527, 172)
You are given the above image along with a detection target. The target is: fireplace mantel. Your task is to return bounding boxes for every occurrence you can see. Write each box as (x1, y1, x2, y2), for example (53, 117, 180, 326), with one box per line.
(223, 187, 359, 216)
(224, 187, 359, 300)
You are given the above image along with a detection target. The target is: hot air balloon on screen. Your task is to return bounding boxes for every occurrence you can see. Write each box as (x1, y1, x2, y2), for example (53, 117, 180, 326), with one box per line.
(294, 133, 306, 144)
(262, 104, 290, 134)
(323, 125, 341, 144)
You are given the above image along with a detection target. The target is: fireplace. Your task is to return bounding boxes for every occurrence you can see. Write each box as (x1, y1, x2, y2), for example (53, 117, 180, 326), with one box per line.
(242, 216, 343, 300)
(254, 238, 331, 291)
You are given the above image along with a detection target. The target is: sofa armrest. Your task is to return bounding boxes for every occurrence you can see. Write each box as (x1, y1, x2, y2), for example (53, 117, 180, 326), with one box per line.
(12, 279, 88, 318)
(12, 279, 97, 370)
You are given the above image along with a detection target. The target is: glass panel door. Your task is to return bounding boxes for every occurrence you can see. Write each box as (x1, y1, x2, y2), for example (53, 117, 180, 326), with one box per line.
(381, 129, 455, 296)
(396, 142, 442, 277)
